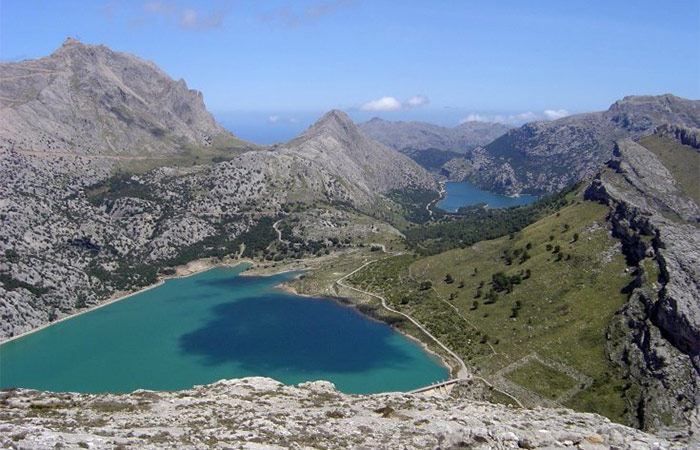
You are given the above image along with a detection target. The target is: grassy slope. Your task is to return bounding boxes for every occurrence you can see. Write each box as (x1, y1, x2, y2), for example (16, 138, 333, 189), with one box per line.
(119, 134, 262, 173)
(638, 134, 700, 206)
(348, 196, 640, 424)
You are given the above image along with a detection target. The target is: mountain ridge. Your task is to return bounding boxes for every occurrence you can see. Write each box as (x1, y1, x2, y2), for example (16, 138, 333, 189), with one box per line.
(358, 117, 511, 154)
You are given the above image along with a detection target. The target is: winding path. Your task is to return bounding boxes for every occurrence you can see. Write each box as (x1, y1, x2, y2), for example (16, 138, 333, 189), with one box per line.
(335, 255, 469, 379)
(272, 219, 289, 245)
(335, 249, 524, 406)
(426, 181, 447, 219)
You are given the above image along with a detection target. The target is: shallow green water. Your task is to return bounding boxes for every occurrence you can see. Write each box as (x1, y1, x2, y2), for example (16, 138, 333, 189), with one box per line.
(437, 181, 538, 212)
(0, 266, 448, 394)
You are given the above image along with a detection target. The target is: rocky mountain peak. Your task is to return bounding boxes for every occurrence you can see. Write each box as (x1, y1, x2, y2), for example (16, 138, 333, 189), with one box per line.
(283, 109, 437, 195)
(310, 109, 357, 131)
(295, 109, 365, 146)
(60, 36, 81, 48)
(0, 39, 235, 156)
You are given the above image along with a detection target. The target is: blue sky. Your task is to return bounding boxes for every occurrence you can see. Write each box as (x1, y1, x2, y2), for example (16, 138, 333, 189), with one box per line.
(1, 0, 698, 143)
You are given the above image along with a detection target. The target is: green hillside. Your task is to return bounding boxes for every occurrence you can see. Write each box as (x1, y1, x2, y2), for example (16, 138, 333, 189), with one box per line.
(348, 196, 642, 425)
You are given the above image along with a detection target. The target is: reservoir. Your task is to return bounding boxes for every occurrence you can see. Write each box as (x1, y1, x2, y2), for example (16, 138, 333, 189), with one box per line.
(437, 181, 538, 212)
(0, 265, 448, 394)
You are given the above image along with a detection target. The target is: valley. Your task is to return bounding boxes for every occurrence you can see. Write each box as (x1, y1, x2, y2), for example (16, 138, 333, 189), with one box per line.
(1, 36, 698, 449)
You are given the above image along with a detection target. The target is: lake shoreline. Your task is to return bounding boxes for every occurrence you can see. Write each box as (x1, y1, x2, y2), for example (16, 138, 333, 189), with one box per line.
(0, 257, 256, 346)
(276, 275, 455, 379)
(437, 180, 538, 213)
(1, 252, 453, 384)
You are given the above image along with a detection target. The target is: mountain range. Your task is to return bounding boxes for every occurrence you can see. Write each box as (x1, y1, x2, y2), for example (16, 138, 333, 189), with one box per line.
(458, 95, 700, 194)
(358, 117, 511, 153)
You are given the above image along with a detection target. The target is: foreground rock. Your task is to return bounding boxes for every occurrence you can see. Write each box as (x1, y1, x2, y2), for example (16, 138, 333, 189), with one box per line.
(0, 377, 685, 449)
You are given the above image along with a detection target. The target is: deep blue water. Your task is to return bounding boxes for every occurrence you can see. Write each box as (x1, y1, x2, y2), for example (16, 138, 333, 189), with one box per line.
(437, 181, 538, 212)
(0, 266, 448, 394)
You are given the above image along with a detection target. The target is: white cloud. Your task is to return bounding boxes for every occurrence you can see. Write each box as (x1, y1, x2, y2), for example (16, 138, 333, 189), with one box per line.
(360, 95, 429, 112)
(543, 109, 569, 120)
(460, 109, 569, 125)
(361, 96, 404, 111)
(268, 115, 280, 123)
(405, 95, 429, 107)
(180, 8, 199, 27)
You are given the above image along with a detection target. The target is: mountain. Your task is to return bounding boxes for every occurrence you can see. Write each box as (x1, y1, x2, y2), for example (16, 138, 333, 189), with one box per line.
(466, 94, 700, 194)
(286, 110, 436, 195)
(585, 131, 700, 427)
(358, 117, 511, 154)
(0, 38, 247, 161)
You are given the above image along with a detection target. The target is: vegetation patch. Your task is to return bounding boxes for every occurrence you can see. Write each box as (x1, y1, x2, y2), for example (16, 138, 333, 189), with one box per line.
(405, 183, 578, 255)
(638, 134, 700, 207)
(504, 359, 577, 400)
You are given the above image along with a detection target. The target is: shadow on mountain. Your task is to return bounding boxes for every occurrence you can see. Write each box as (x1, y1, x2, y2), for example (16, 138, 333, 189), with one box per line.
(179, 294, 411, 373)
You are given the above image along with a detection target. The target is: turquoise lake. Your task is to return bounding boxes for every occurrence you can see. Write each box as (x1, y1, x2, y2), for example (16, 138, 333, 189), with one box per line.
(0, 265, 448, 394)
(437, 181, 538, 212)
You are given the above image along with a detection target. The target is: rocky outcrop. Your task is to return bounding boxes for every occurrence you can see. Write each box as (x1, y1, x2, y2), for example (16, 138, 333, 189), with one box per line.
(358, 117, 511, 153)
(0, 377, 686, 449)
(472, 95, 700, 195)
(0, 38, 235, 156)
(584, 139, 700, 430)
(655, 123, 700, 149)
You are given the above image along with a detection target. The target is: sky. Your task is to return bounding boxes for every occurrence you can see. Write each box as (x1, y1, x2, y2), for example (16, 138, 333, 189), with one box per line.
(1, 0, 699, 143)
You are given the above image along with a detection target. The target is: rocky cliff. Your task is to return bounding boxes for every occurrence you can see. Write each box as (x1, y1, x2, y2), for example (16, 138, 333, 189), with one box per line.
(0, 377, 689, 449)
(584, 136, 700, 430)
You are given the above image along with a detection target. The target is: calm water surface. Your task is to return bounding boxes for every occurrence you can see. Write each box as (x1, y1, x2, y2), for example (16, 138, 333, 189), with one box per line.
(0, 265, 447, 394)
(437, 181, 538, 212)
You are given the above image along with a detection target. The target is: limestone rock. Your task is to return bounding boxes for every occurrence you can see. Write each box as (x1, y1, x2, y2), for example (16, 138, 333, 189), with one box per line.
(0, 377, 685, 449)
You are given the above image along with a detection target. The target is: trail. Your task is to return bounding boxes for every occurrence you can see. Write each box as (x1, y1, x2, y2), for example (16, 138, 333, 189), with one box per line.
(335, 253, 469, 379)
(426, 181, 446, 219)
(272, 219, 289, 245)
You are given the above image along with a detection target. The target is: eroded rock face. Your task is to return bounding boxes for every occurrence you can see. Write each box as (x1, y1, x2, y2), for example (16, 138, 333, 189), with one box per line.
(0, 377, 686, 449)
(585, 139, 700, 430)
